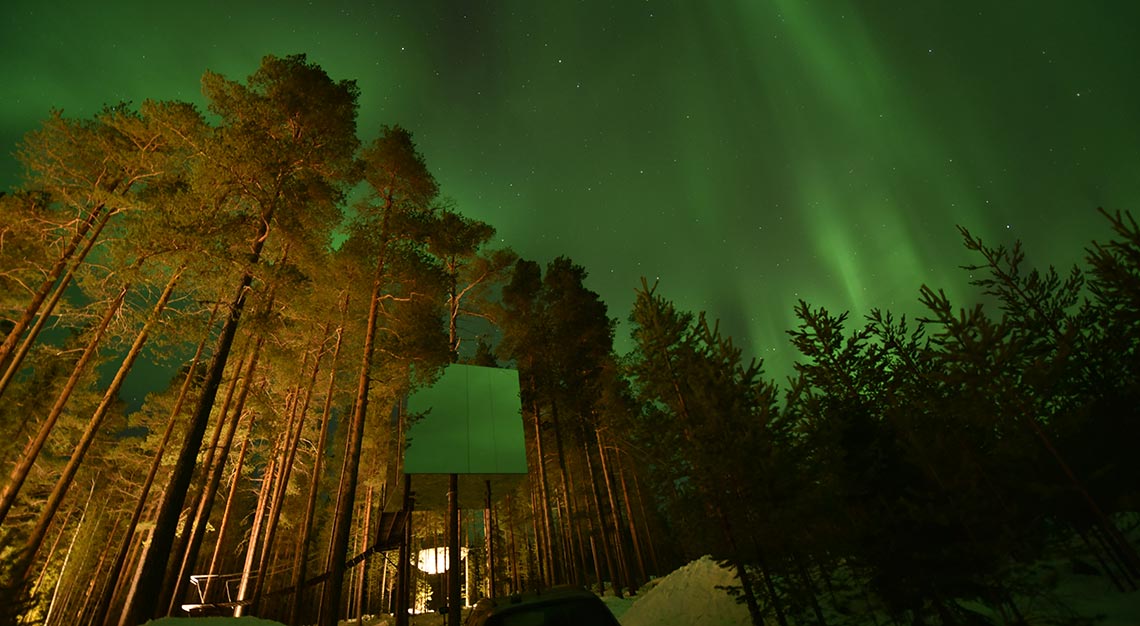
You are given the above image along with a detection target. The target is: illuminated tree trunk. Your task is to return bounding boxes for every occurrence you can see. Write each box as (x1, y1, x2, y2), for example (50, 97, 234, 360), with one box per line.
(527, 483, 545, 588)
(354, 486, 373, 620)
(547, 397, 578, 586)
(597, 431, 635, 592)
(528, 389, 556, 586)
(75, 515, 121, 625)
(0, 203, 112, 392)
(31, 509, 73, 597)
(16, 268, 181, 583)
(0, 284, 126, 527)
(616, 452, 648, 585)
(484, 481, 495, 598)
(202, 413, 255, 603)
(167, 336, 262, 614)
(234, 453, 277, 616)
(320, 191, 394, 626)
(92, 301, 219, 626)
(506, 493, 520, 593)
(43, 479, 96, 626)
(582, 438, 619, 597)
(290, 305, 347, 626)
(121, 252, 262, 626)
(249, 333, 326, 615)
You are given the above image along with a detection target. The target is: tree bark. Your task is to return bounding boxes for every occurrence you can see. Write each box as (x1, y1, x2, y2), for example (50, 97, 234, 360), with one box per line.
(484, 480, 495, 598)
(597, 430, 634, 592)
(320, 198, 393, 626)
(16, 268, 181, 583)
(43, 479, 97, 626)
(528, 390, 556, 586)
(92, 301, 220, 626)
(616, 451, 648, 585)
(120, 214, 268, 625)
(234, 454, 277, 616)
(582, 438, 618, 597)
(506, 493, 519, 593)
(202, 411, 256, 605)
(166, 337, 262, 613)
(290, 305, 347, 626)
(448, 474, 460, 626)
(249, 332, 327, 614)
(0, 284, 126, 527)
(0, 204, 112, 392)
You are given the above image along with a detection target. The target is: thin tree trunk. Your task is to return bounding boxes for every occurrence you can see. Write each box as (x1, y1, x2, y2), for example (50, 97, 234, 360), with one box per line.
(0, 203, 112, 393)
(290, 304, 347, 626)
(121, 204, 273, 625)
(597, 430, 635, 592)
(235, 453, 278, 616)
(354, 486, 373, 621)
(0, 285, 126, 526)
(202, 412, 255, 605)
(448, 474, 460, 626)
(167, 336, 262, 613)
(76, 515, 122, 625)
(529, 391, 556, 586)
(582, 438, 617, 597)
(547, 396, 576, 585)
(616, 451, 648, 586)
(16, 269, 181, 583)
(32, 509, 74, 596)
(43, 479, 97, 626)
(484, 480, 495, 598)
(166, 331, 253, 578)
(631, 449, 660, 576)
(250, 327, 329, 614)
(321, 201, 394, 626)
(395, 475, 413, 626)
(507, 493, 519, 593)
(91, 301, 220, 626)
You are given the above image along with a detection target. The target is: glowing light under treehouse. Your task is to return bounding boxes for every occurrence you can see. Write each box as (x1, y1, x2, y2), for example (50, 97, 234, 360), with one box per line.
(416, 546, 469, 575)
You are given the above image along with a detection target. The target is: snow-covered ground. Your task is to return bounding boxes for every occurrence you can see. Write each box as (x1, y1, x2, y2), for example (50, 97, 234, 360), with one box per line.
(603, 556, 748, 626)
(141, 551, 1140, 626)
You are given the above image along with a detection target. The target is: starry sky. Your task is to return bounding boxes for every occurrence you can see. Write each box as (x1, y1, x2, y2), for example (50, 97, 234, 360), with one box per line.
(3, 1, 1138, 380)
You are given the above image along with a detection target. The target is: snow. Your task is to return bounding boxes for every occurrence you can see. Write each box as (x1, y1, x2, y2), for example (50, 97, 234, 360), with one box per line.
(612, 556, 749, 626)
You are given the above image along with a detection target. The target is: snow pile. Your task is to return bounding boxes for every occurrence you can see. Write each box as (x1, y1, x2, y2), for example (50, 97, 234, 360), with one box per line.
(620, 556, 749, 626)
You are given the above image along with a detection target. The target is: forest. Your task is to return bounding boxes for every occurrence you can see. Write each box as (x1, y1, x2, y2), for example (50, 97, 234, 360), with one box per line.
(0, 54, 1138, 626)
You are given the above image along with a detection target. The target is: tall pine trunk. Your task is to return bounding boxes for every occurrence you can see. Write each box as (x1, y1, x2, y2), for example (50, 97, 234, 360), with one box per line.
(202, 412, 256, 602)
(320, 196, 394, 626)
(93, 301, 221, 625)
(16, 268, 181, 583)
(234, 454, 277, 616)
(42, 480, 98, 626)
(0, 284, 126, 526)
(528, 390, 556, 586)
(166, 337, 262, 613)
(250, 338, 325, 614)
(290, 306, 347, 625)
(583, 437, 619, 597)
(597, 430, 634, 592)
(616, 451, 648, 585)
(120, 212, 271, 625)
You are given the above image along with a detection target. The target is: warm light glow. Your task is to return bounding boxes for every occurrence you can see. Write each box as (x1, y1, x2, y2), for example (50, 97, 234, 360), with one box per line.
(416, 546, 468, 574)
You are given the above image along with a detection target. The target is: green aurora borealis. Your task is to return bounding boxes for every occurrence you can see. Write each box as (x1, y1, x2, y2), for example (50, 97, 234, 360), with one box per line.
(3, 1, 1138, 378)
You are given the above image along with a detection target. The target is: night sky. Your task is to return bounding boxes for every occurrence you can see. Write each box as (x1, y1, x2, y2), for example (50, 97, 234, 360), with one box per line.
(3, 1, 1138, 379)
